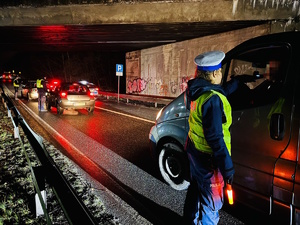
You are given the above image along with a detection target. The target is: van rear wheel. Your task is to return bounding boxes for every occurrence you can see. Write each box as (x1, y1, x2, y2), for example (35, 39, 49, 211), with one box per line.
(158, 143, 190, 191)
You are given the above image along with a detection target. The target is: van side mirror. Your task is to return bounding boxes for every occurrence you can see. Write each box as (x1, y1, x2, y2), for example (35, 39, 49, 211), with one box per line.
(270, 113, 285, 141)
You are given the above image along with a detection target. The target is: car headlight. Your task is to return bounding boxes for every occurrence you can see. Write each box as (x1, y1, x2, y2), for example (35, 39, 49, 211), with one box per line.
(156, 108, 163, 121)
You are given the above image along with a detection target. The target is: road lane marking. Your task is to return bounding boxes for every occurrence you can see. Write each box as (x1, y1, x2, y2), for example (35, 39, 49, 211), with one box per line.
(95, 106, 155, 124)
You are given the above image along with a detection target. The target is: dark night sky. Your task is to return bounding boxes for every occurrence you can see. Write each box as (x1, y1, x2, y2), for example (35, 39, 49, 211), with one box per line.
(2, 51, 126, 93)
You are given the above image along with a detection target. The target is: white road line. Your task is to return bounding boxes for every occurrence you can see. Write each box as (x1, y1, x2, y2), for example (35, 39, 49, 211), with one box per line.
(95, 106, 155, 124)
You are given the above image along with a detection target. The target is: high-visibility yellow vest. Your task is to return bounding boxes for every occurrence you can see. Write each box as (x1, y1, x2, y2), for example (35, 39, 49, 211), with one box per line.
(13, 79, 19, 88)
(188, 90, 232, 155)
(37, 79, 43, 88)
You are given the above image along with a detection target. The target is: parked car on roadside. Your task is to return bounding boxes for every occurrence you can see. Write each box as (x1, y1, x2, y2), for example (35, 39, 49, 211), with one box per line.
(85, 83, 99, 97)
(46, 82, 95, 115)
(78, 80, 99, 97)
(149, 31, 300, 224)
(21, 80, 38, 100)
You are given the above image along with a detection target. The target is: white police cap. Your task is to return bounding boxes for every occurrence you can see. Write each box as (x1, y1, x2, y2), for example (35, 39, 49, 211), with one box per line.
(194, 50, 225, 71)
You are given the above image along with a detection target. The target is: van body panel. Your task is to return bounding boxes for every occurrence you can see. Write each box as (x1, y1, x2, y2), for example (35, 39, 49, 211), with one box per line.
(156, 92, 189, 125)
(154, 92, 189, 155)
(156, 120, 187, 145)
(292, 88, 300, 212)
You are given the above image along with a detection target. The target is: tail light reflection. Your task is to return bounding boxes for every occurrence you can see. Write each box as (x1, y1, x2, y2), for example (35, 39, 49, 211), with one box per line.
(60, 91, 68, 98)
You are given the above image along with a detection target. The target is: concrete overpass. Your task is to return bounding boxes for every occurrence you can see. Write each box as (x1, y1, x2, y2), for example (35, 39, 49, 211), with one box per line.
(0, 0, 299, 26)
(0, 0, 299, 97)
(0, 0, 299, 52)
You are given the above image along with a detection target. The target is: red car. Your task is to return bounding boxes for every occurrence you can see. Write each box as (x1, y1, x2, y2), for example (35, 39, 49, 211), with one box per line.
(2, 72, 13, 81)
(46, 79, 61, 92)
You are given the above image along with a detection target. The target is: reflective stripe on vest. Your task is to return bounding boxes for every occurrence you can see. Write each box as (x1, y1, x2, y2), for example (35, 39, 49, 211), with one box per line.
(36, 79, 43, 88)
(188, 90, 232, 155)
(13, 80, 19, 88)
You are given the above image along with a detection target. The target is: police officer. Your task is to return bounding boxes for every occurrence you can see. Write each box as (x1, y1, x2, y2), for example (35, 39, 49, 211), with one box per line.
(37, 76, 47, 111)
(13, 76, 20, 100)
(183, 51, 238, 225)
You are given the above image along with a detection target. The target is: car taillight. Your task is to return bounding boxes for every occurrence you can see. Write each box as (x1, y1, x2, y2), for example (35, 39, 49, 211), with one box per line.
(2, 75, 4, 78)
(60, 91, 67, 98)
(88, 91, 94, 99)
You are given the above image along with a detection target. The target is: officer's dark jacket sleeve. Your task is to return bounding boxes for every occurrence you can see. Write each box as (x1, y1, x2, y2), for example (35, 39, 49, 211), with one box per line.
(223, 78, 239, 96)
(202, 95, 235, 179)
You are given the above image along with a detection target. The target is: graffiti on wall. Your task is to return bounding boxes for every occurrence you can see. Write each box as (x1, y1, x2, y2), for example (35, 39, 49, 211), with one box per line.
(180, 77, 189, 93)
(233, 64, 252, 75)
(127, 76, 191, 96)
(127, 78, 148, 93)
(154, 79, 162, 91)
(159, 84, 169, 96)
(170, 81, 178, 94)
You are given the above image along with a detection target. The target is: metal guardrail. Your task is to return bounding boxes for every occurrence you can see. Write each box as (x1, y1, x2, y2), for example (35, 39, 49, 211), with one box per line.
(0, 84, 98, 225)
(98, 91, 174, 107)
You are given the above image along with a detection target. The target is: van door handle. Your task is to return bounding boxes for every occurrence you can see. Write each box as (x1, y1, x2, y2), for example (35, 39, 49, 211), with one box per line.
(175, 113, 179, 117)
(270, 113, 285, 140)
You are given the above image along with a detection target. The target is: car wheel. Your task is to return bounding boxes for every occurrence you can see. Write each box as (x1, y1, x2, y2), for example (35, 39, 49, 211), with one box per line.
(88, 107, 94, 115)
(56, 104, 64, 115)
(158, 143, 190, 191)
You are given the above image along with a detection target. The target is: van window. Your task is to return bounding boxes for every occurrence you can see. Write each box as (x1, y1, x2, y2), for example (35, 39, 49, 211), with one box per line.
(223, 45, 290, 110)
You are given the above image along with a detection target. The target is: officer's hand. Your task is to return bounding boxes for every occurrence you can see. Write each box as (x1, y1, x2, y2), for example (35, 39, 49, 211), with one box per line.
(231, 75, 256, 83)
(226, 175, 234, 186)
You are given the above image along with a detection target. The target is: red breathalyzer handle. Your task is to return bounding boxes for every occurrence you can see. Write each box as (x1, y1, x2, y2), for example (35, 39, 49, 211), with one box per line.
(227, 184, 234, 205)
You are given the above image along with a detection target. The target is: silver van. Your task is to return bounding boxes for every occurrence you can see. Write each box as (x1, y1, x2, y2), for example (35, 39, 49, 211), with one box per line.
(149, 31, 300, 224)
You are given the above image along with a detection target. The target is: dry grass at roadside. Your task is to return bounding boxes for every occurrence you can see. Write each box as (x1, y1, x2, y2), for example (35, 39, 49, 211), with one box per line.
(0, 102, 120, 225)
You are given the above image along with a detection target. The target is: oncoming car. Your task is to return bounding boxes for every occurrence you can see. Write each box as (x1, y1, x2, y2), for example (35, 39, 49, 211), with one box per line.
(46, 82, 95, 115)
(149, 32, 300, 224)
(21, 80, 38, 100)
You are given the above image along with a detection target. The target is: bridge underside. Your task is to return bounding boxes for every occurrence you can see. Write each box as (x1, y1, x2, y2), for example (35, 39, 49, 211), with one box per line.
(0, 1, 298, 53)
(0, 1, 298, 73)
(0, 21, 266, 53)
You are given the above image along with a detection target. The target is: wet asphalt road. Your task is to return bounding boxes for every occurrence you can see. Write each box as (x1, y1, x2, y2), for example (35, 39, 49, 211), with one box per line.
(4, 83, 285, 225)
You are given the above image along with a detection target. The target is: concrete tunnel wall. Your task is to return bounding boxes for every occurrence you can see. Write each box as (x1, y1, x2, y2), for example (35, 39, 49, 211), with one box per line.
(125, 22, 299, 97)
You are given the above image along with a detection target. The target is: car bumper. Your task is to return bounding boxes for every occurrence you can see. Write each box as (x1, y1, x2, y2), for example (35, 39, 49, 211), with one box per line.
(2, 78, 12, 82)
(59, 100, 95, 109)
(29, 92, 39, 99)
(149, 125, 159, 158)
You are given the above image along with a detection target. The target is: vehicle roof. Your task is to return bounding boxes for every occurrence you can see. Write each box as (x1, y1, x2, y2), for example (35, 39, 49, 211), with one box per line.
(86, 83, 97, 87)
(225, 31, 300, 60)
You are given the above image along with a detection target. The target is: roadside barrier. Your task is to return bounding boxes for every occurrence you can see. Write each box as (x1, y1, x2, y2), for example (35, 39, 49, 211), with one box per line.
(0, 84, 98, 225)
(98, 91, 174, 108)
